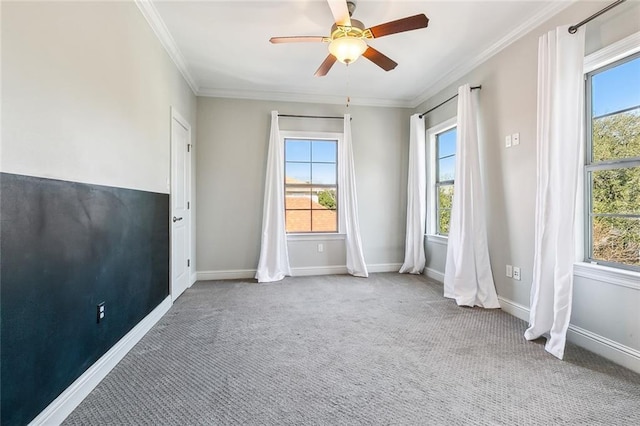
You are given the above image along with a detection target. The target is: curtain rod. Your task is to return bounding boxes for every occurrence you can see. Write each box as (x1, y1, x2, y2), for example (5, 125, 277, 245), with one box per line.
(278, 114, 345, 120)
(418, 85, 481, 119)
(569, 0, 626, 34)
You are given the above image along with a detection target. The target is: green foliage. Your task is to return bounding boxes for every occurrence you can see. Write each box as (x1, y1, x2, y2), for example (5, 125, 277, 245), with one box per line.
(437, 185, 454, 235)
(593, 112, 640, 161)
(591, 111, 640, 266)
(318, 189, 336, 210)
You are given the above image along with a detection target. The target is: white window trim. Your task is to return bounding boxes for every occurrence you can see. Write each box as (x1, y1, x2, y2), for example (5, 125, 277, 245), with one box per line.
(576, 30, 640, 282)
(584, 31, 640, 73)
(426, 234, 448, 246)
(287, 233, 346, 242)
(281, 130, 343, 237)
(574, 262, 640, 291)
(425, 117, 457, 238)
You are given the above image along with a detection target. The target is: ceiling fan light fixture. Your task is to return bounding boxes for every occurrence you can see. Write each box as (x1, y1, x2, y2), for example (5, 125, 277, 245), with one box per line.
(328, 36, 367, 64)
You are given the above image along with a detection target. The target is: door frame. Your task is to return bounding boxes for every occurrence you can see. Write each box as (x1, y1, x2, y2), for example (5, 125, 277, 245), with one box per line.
(170, 106, 193, 301)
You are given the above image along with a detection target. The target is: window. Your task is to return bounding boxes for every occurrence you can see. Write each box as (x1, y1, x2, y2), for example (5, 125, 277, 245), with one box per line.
(585, 52, 640, 271)
(427, 118, 457, 237)
(435, 127, 457, 236)
(284, 137, 338, 233)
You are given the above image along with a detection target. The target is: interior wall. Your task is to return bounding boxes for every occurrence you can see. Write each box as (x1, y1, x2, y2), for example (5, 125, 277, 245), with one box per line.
(0, 1, 197, 424)
(196, 97, 411, 275)
(416, 0, 640, 361)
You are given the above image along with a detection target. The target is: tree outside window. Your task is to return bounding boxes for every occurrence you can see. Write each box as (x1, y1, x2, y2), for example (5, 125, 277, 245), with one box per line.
(436, 127, 456, 236)
(586, 53, 640, 269)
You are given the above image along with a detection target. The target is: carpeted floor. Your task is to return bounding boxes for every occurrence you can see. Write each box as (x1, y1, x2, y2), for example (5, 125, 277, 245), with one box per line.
(65, 273, 640, 425)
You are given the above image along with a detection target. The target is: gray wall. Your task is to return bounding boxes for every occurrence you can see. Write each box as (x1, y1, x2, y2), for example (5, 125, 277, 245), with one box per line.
(417, 0, 640, 363)
(196, 97, 411, 275)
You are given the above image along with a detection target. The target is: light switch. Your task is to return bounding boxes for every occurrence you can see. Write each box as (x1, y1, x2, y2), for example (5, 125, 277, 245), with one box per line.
(506, 265, 513, 278)
(505, 135, 512, 148)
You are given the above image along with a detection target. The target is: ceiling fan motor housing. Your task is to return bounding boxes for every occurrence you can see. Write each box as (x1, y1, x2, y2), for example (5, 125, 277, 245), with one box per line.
(347, 1, 356, 17)
(330, 19, 366, 39)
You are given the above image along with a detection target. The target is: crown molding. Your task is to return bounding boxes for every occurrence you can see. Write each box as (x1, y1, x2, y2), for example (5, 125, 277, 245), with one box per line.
(410, 0, 578, 108)
(197, 87, 414, 109)
(134, 0, 199, 95)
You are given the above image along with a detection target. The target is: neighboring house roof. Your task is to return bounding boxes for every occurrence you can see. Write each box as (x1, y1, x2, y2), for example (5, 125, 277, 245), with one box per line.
(285, 176, 309, 185)
(285, 196, 336, 233)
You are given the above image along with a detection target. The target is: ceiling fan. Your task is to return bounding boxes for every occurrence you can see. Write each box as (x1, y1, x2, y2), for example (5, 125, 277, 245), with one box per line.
(269, 0, 429, 77)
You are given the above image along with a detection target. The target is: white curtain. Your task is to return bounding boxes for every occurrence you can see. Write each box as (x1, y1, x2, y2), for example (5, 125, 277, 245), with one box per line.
(524, 26, 585, 360)
(255, 111, 291, 283)
(444, 84, 499, 308)
(339, 114, 368, 277)
(399, 114, 426, 274)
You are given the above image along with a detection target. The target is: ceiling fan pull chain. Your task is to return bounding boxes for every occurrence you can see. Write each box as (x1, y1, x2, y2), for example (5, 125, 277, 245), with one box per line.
(346, 64, 351, 108)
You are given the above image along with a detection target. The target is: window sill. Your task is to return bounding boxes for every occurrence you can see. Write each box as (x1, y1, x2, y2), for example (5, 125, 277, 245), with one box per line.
(573, 262, 640, 290)
(425, 234, 448, 246)
(287, 233, 346, 242)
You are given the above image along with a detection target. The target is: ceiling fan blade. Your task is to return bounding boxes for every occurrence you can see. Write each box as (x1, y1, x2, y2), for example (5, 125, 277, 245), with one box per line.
(362, 46, 397, 71)
(327, 0, 351, 27)
(270, 36, 326, 44)
(367, 14, 429, 39)
(314, 54, 337, 77)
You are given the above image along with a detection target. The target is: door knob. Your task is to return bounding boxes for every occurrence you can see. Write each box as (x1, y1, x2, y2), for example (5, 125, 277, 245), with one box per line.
(173, 216, 183, 223)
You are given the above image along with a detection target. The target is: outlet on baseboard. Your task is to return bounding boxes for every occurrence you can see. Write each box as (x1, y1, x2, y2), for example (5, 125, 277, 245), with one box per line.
(317, 243, 324, 253)
(506, 265, 513, 278)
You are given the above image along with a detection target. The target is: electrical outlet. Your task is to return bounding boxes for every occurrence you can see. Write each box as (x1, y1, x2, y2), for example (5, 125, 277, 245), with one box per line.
(318, 243, 324, 253)
(505, 135, 512, 148)
(97, 302, 105, 323)
(512, 132, 520, 146)
(513, 267, 521, 281)
(506, 265, 513, 278)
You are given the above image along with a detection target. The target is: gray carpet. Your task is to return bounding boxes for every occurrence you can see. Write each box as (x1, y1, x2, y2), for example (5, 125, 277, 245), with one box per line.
(65, 273, 640, 425)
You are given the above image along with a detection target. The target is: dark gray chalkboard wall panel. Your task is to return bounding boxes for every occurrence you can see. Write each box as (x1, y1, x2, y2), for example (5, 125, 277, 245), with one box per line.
(0, 173, 169, 425)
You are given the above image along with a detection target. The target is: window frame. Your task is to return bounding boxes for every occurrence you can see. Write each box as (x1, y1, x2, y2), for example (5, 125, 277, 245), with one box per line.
(583, 38, 640, 273)
(281, 130, 342, 235)
(426, 117, 457, 238)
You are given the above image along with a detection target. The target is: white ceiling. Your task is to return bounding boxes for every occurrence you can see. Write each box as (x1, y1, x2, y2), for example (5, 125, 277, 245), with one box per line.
(146, 1, 574, 107)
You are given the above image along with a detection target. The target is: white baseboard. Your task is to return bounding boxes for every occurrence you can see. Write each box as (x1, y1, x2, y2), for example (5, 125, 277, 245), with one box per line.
(30, 297, 172, 426)
(424, 267, 444, 282)
(498, 296, 530, 322)
(292, 263, 402, 276)
(567, 325, 640, 374)
(197, 269, 256, 281)
(190, 272, 198, 286)
(291, 265, 348, 276)
(367, 263, 403, 273)
(197, 263, 403, 281)
(498, 296, 640, 374)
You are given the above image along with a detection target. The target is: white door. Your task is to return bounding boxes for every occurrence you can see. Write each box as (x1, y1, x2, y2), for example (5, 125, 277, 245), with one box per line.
(171, 109, 191, 301)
